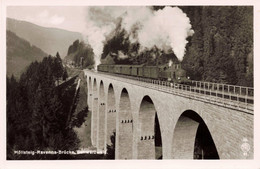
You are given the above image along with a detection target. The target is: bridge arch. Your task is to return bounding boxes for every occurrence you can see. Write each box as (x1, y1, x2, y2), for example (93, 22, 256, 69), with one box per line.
(91, 78, 98, 147)
(137, 96, 162, 159)
(105, 84, 116, 150)
(172, 110, 219, 159)
(97, 80, 105, 150)
(116, 88, 133, 159)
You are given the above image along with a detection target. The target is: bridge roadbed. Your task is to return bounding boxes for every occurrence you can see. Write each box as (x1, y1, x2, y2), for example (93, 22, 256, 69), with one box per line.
(85, 70, 253, 114)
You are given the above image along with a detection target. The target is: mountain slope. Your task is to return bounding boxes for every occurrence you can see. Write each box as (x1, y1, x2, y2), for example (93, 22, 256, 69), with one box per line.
(7, 30, 48, 78)
(7, 18, 83, 58)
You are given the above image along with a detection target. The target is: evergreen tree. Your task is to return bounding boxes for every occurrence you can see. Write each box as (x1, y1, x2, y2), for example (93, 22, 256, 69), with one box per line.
(181, 6, 253, 86)
(106, 132, 116, 159)
(7, 54, 80, 159)
(63, 69, 68, 81)
(54, 52, 64, 84)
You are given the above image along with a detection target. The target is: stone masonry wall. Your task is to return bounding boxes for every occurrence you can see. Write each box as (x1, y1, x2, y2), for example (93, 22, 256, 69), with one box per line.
(85, 71, 253, 159)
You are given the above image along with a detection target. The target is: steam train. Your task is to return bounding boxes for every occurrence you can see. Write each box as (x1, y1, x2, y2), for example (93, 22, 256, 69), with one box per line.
(97, 63, 191, 84)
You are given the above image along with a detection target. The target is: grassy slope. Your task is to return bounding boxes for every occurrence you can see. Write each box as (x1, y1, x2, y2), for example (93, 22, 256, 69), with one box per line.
(55, 69, 99, 159)
(68, 69, 92, 149)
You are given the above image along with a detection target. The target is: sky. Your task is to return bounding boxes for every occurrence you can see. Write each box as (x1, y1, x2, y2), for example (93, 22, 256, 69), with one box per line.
(7, 6, 87, 33)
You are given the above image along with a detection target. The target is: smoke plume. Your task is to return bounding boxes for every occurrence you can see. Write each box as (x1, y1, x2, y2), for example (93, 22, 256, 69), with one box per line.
(118, 51, 128, 60)
(83, 7, 123, 69)
(84, 6, 194, 69)
(134, 7, 194, 61)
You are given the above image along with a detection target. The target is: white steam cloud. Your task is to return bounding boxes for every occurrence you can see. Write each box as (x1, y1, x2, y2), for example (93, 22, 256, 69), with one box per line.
(84, 6, 194, 69)
(118, 51, 128, 60)
(135, 7, 194, 61)
(83, 7, 122, 69)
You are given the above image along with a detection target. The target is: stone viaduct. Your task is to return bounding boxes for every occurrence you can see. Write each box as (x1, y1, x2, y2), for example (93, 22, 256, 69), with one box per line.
(84, 70, 253, 159)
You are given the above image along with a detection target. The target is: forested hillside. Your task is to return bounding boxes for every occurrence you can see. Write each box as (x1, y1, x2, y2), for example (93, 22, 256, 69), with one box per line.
(7, 55, 81, 159)
(7, 30, 47, 78)
(64, 40, 95, 68)
(180, 6, 253, 87)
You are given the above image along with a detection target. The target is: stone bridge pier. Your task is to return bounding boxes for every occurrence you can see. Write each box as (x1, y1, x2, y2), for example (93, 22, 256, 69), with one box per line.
(85, 70, 253, 159)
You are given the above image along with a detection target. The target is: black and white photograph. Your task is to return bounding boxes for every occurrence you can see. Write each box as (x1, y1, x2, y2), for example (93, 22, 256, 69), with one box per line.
(0, 0, 259, 168)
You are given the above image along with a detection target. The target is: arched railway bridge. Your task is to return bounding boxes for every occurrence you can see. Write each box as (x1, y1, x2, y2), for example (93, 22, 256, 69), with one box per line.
(84, 69, 253, 159)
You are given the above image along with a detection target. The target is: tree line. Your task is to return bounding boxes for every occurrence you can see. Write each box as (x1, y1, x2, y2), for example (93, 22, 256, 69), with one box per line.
(180, 6, 253, 87)
(7, 53, 80, 159)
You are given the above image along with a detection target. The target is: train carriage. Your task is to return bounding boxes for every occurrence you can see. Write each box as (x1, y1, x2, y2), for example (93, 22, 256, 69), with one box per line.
(114, 65, 122, 74)
(131, 65, 144, 77)
(131, 66, 137, 76)
(143, 66, 159, 79)
(108, 65, 115, 73)
(97, 65, 101, 71)
(121, 65, 132, 75)
(97, 64, 108, 72)
(97, 63, 190, 84)
(97, 64, 101, 71)
(104, 65, 109, 72)
(150, 66, 159, 79)
(137, 66, 144, 77)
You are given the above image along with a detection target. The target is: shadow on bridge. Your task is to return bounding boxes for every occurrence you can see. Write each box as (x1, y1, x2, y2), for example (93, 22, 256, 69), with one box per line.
(172, 110, 219, 159)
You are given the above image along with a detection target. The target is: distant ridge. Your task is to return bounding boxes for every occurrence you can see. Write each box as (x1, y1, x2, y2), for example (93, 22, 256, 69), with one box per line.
(7, 18, 83, 58)
(7, 30, 48, 78)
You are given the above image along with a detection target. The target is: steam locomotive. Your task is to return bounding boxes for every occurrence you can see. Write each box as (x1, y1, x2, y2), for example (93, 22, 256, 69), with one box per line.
(97, 63, 191, 84)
